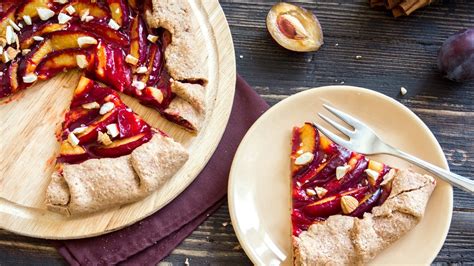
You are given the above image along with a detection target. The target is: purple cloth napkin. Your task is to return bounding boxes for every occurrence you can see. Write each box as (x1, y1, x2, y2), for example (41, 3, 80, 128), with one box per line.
(58, 75, 270, 264)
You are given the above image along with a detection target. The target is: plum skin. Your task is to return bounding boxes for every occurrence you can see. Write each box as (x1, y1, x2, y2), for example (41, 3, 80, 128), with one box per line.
(438, 28, 474, 82)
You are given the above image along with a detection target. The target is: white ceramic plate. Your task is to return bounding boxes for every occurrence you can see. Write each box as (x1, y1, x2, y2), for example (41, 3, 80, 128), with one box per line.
(228, 86, 452, 265)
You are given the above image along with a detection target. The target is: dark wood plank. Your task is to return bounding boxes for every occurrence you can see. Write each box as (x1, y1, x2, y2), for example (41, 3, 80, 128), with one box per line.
(1, 203, 473, 264)
(1, 1, 473, 265)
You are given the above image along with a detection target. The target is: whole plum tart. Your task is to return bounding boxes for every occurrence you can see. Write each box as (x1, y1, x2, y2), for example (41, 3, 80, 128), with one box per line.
(290, 123, 436, 265)
(0, 0, 207, 215)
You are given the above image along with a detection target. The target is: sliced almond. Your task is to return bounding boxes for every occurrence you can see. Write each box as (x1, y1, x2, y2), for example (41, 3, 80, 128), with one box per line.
(147, 34, 158, 43)
(99, 102, 115, 115)
(76, 54, 88, 68)
(336, 165, 351, 180)
(77, 36, 97, 47)
(125, 54, 138, 65)
(22, 73, 37, 83)
(8, 19, 21, 31)
(65, 5, 76, 15)
(67, 132, 80, 146)
(5, 26, 14, 45)
(294, 152, 314, 165)
(135, 66, 147, 74)
(37, 7, 55, 21)
(97, 131, 112, 146)
(365, 169, 380, 185)
(305, 188, 316, 196)
(400, 87, 407, 95)
(72, 126, 87, 134)
(32, 36, 44, 41)
(83, 15, 94, 22)
(314, 186, 328, 198)
(106, 123, 119, 138)
(14, 32, 19, 49)
(82, 101, 100, 109)
(23, 15, 32, 25)
(341, 195, 359, 214)
(132, 80, 146, 91)
(108, 19, 120, 30)
(58, 13, 72, 24)
(380, 168, 396, 186)
(54, 0, 68, 4)
(0, 46, 3, 55)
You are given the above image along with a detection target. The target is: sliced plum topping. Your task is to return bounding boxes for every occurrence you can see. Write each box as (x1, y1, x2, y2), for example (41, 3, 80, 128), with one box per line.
(291, 124, 394, 236)
(57, 77, 153, 164)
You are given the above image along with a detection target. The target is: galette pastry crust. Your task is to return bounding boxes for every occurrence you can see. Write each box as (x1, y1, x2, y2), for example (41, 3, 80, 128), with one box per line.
(171, 80, 206, 114)
(46, 133, 188, 216)
(163, 80, 206, 132)
(293, 169, 436, 266)
(145, 0, 208, 83)
(145, 0, 208, 132)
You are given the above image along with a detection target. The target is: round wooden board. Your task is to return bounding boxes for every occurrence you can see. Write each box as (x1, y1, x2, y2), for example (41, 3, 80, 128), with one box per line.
(0, 0, 235, 239)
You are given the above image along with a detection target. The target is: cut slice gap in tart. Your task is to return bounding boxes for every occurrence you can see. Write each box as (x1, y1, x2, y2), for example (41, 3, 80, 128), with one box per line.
(46, 76, 189, 216)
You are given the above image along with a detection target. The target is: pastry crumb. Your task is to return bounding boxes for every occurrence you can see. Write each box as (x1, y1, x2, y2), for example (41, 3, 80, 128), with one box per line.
(222, 222, 229, 227)
(239, 54, 244, 59)
(184, 258, 190, 266)
(355, 55, 362, 59)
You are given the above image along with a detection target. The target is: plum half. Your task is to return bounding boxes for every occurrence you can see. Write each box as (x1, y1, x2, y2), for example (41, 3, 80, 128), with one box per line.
(266, 2, 323, 52)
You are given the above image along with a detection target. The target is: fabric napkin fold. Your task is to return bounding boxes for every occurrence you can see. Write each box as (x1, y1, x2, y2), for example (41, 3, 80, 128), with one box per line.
(58, 75, 270, 264)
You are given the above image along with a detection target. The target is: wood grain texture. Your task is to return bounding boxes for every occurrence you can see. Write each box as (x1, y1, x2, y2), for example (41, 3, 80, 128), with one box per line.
(1, 0, 473, 264)
(0, 0, 235, 239)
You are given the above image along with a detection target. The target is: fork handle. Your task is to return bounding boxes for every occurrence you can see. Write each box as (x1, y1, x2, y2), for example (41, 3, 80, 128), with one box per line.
(388, 148, 474, 194)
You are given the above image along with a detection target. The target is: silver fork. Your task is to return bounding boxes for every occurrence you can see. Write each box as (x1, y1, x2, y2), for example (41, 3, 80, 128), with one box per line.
(315, 104, 474, 194)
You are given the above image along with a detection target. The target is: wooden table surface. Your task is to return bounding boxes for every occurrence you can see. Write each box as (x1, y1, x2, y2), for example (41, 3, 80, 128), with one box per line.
(1, 1, 473, 265)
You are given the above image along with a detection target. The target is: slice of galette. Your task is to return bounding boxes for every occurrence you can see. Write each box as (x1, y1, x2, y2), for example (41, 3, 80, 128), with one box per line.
(290, 123, 436, 265)
(46, 76, 188, 216)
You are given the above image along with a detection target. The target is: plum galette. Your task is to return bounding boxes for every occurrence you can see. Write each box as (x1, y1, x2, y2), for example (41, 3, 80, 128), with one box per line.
(0, 0, 207, 215)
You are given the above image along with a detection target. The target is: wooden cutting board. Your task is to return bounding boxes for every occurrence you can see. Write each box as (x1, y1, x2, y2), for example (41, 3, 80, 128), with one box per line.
(0, 0, 235, 239)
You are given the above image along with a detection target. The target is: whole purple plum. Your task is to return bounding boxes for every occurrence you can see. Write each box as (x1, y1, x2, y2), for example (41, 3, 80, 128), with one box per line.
(438, 28, 474, 82)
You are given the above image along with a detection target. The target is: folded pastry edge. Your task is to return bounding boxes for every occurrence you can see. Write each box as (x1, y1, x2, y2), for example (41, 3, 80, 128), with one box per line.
(45, 133, 189, 216)
(293, 169, 437, 266)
